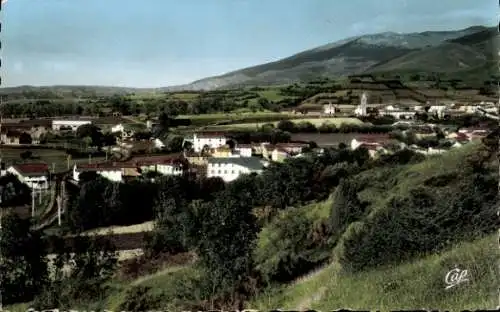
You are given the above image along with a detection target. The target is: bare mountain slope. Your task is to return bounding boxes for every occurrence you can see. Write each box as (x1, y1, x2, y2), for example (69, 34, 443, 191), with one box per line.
(166, 25, 488, 90)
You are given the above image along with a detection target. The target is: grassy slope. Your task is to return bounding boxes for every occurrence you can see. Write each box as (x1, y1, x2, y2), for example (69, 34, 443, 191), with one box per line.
(251, 141, 496, 311)
(249, 234, 497, 311)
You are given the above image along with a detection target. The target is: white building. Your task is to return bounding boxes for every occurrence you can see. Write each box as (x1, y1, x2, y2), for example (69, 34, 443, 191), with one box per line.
(323, 103, 336, 115)
(207, 156, 267, 182)
(111, 124, 125, 133)
(135, 157, 184, 176)
(72, 164, 124, 183)
(354, 92, 368, 117)
(153, 138, 166, 149)
(378, 108, 416, 119)
(412, 147, 447, 155)
(234, 144, 253, 157)
(6, 163, 50, 190)
(52, 120, 92, 131)
(191, 133, 227, 153)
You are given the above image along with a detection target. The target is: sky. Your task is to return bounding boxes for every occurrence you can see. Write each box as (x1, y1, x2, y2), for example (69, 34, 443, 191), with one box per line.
(1, 0, 496, 88)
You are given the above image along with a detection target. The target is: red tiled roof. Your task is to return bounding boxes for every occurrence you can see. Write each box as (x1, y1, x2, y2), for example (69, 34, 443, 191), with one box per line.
(13, 163, 49, 175)
(355, 134, 391, 143)
(456, 132, 468, 140)
(77, 162, 135, 171)
(276, 142, 309, 148)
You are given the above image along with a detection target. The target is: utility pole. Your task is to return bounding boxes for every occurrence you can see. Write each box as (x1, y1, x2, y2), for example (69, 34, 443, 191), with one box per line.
(58, 179, 64, 226)
(31, 187, 35, 218)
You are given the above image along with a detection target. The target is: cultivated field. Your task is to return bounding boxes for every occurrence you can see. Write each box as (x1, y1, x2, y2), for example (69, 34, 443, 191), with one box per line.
(177, 111, 294, 120)
(205, 117, 364, 131)
(0, 147, 106, 173)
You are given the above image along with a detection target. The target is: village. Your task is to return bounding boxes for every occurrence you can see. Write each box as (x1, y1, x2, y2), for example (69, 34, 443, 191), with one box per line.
(0, 92, 493, 191)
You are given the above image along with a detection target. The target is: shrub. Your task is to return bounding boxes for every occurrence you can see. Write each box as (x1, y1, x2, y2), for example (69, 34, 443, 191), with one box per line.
(119, 286, 165, 311)
(334, 171, 498, 272)
(254, 202, 333, 283)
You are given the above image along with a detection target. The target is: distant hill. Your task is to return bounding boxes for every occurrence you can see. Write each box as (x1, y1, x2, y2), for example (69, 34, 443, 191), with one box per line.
(167, 25, 494, 91)
(0, 85, 158, 97)
(367, 27, 496, 76)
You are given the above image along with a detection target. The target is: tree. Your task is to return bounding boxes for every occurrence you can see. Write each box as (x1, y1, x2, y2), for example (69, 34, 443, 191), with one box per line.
(20, 150, 33, 160)
(0, 213, 48, 305)
(276, 120, 296, 133)
(167, 135, 185, 152)
(193, 191, 259, 303)
(0, 173, 31, 207)
(76, 124, 103, 147)
(34, 235, 117, 309)
(19, 132, 32, 144)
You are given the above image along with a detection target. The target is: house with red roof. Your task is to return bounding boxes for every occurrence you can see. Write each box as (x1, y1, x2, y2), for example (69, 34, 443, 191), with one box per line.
(350, 134, 392, 151)
(6, 163, 50, 190)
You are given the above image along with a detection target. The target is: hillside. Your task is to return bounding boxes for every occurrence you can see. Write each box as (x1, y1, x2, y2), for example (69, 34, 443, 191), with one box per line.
(367, 27, 497, 76)
(171, 25, 491, 90)
(249, 234, 497, 310)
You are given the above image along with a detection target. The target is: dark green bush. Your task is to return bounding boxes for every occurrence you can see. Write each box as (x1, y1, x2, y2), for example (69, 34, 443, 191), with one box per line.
(335, 169, 498, 272)
(254, 202, 333, 283)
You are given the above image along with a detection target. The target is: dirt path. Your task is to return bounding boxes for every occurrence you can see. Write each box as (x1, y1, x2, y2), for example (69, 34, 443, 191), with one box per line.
(292, 265, 329, 310)
(296, 286, 327, 310)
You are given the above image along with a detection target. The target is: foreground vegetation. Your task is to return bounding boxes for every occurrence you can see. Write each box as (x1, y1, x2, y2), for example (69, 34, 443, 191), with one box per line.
(250, 233, 497, 310)
(4, 134, 496, 311)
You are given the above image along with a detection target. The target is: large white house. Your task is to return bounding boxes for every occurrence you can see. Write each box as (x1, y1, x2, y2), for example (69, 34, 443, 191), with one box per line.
(73, 163, 126, 183)
(52, 119, 92, 131)
(6, 163, 50, 190)
(207, 156, 267, 182)
(190, 133, 227, 153)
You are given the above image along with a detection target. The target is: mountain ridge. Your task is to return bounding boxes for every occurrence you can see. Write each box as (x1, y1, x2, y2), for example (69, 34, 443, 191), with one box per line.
(164, 25, 493, 91)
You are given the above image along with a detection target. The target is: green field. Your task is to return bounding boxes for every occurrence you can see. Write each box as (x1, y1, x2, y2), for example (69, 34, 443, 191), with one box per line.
(205, 117, 364, 130)
(177, 111, 293, 120)
(0, 147, 106, 173)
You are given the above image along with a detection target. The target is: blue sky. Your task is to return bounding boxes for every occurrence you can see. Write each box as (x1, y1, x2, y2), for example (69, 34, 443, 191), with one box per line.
(2, 0, 496, 88)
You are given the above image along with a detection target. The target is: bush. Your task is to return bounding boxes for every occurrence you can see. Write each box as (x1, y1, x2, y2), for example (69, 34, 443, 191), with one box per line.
(334, 167, 498, 272)
(119, 286, 165, 311)
(254, 202, 333, 283)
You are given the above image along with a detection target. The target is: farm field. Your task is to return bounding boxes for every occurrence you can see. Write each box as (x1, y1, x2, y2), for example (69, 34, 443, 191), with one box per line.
(177, 111, 293, 120)
(0, 147, 106, 173)
(204, 117, 364, 131)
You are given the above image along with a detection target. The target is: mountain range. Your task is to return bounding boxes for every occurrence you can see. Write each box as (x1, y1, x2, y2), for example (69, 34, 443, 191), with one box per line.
(165, 25, 497, 91)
